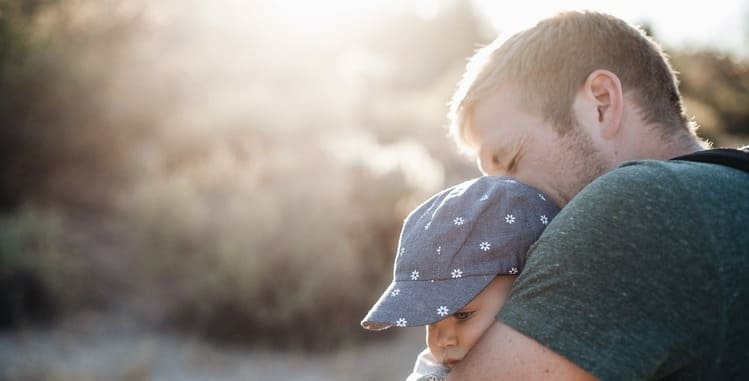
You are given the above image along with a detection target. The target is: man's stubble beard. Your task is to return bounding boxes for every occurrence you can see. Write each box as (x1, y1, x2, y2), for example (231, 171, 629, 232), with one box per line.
(555, 123, 609, 205)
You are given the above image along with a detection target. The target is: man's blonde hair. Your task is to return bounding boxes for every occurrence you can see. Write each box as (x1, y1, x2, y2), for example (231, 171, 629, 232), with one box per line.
(449, 11, 694, 154)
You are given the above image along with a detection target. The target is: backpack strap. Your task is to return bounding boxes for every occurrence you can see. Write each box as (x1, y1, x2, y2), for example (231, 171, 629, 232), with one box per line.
(671, 148, 749, 173)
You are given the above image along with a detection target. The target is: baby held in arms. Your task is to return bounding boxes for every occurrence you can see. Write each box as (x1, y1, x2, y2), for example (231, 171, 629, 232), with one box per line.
(361, 176, 559, 380)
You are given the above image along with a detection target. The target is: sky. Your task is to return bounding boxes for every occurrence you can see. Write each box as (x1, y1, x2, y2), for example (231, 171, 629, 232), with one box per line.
(473, 0, 749, 57)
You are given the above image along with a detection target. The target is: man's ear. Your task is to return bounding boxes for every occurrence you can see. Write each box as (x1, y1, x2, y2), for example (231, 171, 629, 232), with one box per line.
(581, 69, 624, 139)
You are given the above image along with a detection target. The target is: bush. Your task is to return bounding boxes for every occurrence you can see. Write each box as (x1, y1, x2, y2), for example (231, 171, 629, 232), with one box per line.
(0, 0, 152, 211)
(122, 134, 433, 350)
(673, 52, 749, 143)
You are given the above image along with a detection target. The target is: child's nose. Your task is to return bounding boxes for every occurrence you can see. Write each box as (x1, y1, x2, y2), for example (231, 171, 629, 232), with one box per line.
(437, 324, 458, 348)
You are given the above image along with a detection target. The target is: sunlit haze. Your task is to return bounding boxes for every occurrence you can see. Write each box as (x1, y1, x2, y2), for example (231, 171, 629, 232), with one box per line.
(474, 0, 749, 56)
(145, 0, 749, 58)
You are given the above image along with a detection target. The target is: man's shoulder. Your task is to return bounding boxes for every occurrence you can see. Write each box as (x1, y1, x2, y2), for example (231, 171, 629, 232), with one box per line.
(601, 156, 740, 182)
(571, 157, 748, 207)
(540, 156, 749, 261)
(539, 157, 747, 256)
(560, 160, 679, 213)
(611, 153, 748, 180)
(510, 155, 749, 380)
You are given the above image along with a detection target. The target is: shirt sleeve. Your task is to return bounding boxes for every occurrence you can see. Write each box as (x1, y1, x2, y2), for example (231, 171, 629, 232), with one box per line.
(498, 162, 721, 380)
(406, 348, 450, 381)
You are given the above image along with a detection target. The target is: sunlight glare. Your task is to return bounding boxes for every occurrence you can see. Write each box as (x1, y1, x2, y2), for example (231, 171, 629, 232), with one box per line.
(267, 0, 403, 31)
(473, 0, 748, 56)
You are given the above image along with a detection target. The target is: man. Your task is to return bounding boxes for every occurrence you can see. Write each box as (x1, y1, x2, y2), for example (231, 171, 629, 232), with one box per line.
(444, 11, 749, 380)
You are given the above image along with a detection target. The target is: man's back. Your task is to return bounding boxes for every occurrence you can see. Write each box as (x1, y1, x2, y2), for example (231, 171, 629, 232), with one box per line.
(499, 158, 749, 380)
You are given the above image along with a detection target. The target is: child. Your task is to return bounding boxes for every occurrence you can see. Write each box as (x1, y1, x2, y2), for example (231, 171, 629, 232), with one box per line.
(361, 176, 559, 380)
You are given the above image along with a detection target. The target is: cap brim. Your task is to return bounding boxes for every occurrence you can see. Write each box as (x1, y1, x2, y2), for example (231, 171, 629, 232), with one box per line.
(361, 274, 496, 330)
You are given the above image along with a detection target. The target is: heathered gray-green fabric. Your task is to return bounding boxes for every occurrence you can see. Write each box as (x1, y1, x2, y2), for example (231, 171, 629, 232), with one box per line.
(498, 159, 749, 381)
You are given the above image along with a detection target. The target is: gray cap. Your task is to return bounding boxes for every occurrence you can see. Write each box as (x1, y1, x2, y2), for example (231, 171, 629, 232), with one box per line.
(361, 176, 559, 330)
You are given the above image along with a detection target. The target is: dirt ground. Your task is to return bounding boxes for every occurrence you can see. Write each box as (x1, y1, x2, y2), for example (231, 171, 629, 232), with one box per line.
(0, 313, 425, 381)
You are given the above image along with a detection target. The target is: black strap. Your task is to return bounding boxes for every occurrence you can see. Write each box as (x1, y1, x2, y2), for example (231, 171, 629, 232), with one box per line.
(671, 148, 749, 173)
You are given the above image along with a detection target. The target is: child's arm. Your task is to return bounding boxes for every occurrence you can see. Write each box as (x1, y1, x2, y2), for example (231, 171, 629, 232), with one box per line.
(405, 348, 450, 381)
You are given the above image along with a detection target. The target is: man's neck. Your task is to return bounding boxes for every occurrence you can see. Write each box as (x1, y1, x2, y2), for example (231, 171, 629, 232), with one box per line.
(624, 129, 706, 164)
(651, 134, 706, 160)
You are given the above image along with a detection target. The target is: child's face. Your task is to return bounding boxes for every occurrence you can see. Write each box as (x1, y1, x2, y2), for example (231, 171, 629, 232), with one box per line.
(426, 276, 516, 368)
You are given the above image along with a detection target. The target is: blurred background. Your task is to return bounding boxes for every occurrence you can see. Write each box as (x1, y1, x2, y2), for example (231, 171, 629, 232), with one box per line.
(0, 0, 747, 379)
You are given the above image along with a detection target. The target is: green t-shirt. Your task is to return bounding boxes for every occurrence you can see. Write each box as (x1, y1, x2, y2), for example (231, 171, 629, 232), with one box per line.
(499, 159, 749, 380)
